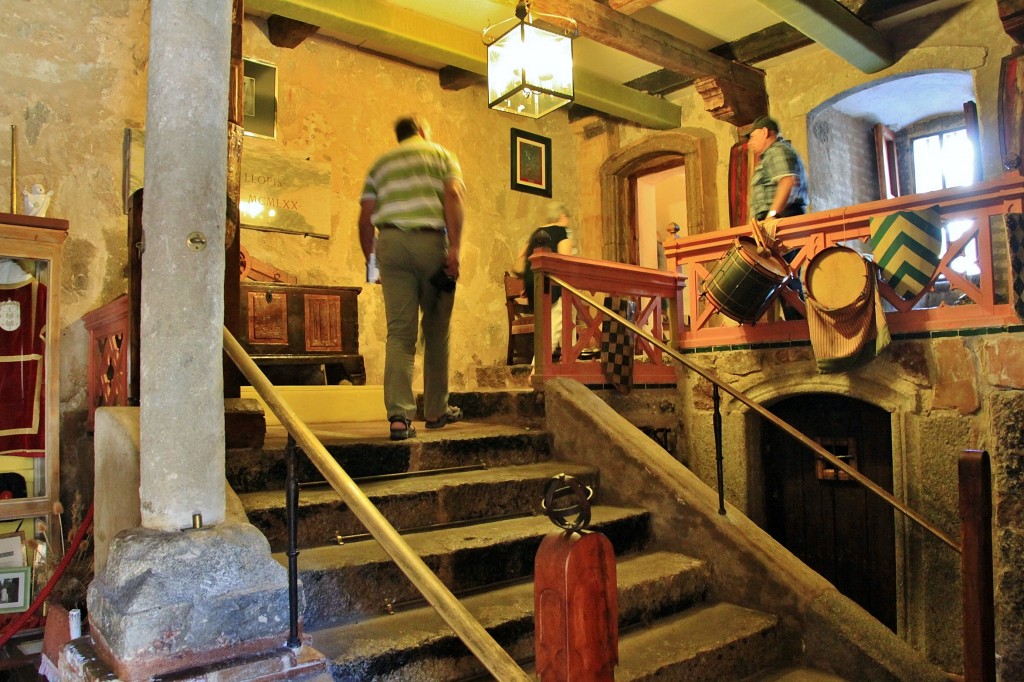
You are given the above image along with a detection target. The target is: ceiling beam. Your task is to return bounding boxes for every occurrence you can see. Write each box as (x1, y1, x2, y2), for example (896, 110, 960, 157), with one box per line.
(246, 0, 681, 129)
(530, 0, 765, 94)
(750, 0, 894, 73)
(604, 0, 660, 13)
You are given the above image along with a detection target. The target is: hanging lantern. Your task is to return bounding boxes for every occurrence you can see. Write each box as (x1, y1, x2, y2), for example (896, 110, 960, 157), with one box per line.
(483, 1, 577, 119)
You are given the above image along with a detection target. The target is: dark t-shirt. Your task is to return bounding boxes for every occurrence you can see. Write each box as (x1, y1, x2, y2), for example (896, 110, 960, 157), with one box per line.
(523, 224, 569, 311)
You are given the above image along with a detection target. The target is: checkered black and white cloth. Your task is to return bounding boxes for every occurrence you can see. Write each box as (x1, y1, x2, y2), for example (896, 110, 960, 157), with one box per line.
(1008, 213, 1024, 322)
(600, 297, 636, 394)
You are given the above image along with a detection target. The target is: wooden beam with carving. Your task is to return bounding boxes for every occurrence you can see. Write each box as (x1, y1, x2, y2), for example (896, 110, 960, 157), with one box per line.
(694, 75, 767, 127)
(532, 0, 766, 94)
(268, 14, 320, 48)
(1000, 0, 1024, 43)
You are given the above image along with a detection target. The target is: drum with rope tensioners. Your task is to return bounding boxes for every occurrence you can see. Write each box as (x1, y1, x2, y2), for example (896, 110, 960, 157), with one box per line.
(701, 236, 791, 324)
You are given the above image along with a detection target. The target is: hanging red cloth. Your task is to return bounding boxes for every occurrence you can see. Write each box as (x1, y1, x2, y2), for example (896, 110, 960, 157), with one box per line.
(0, 278, 47, 458)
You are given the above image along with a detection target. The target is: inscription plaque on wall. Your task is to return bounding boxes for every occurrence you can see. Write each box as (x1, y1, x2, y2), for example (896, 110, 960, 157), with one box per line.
(240, 141, 331, 238)
(123, 130, 332, 238)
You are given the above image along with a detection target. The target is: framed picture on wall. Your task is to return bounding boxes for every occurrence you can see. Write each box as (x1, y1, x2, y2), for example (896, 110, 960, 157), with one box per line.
(0, 532, 24, 569)
(0, 566, 30, 613)
(510, 128, 552, 197)
(243, 58, 278, 140)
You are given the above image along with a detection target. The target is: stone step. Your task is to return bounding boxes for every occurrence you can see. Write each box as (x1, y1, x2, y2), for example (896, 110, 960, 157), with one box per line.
(311, 550, 712, 682)
(613, 602, 786, 681)
(241, 460, 600, 552)
(741, 667, 850, 681)
(228, 421, 552, 493)
(281, 505, 651, 628)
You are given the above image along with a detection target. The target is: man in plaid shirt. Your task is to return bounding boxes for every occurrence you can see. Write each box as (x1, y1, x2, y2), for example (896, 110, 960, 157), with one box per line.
(748, 115, 808, 221)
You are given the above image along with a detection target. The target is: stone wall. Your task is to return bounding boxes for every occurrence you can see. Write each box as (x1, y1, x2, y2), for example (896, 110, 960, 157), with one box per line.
(1, 0, 1020, 674)
(674, 331, 1023, 674)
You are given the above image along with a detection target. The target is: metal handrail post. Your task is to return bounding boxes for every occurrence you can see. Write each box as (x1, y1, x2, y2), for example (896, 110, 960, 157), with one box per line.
(713, 384, 725, 515)
(286, 434, 301, 649)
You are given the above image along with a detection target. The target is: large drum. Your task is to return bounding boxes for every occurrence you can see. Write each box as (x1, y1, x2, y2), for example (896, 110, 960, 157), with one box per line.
(803, 245, 871, 310)
(701, 237, 790, 324)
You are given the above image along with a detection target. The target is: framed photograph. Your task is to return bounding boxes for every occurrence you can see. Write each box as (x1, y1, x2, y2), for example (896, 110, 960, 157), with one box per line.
(0, 532, 24, 569)
(511, 128, 552, 197)
(0, 566, 30, 614)
(243, 58, 278, 140)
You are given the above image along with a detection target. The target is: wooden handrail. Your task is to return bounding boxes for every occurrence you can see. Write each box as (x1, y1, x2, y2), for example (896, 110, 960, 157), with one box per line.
(547, 275, 961, 553)
(959, 450, 995, 681)
(222, 327, 530, 682)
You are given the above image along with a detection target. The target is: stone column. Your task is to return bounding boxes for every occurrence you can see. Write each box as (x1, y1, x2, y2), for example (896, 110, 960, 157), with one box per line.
(84, 2, 300, 679)
(139, 0, 230, 530)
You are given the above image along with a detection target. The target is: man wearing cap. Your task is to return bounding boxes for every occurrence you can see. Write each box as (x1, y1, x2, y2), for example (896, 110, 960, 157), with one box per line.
(747, 115, 808, 221)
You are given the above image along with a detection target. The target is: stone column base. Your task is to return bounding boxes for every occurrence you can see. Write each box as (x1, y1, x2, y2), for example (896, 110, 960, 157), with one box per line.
(60, 637, 331, 682)
(85, 523, 303, 681)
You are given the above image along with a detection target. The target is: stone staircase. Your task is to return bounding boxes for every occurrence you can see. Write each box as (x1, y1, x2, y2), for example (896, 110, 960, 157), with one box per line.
(227, 388, 846, 682)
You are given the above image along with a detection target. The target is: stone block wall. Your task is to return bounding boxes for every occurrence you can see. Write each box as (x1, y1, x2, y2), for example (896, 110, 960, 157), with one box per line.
(674, 331, 1024, 675)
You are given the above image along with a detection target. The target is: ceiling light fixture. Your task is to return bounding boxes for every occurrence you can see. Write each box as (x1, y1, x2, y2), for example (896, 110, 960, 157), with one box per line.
(482, 0, 578, 119)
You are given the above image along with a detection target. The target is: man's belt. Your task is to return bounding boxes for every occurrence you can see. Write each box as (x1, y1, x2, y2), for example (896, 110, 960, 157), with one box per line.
(378, 224, 444, 233)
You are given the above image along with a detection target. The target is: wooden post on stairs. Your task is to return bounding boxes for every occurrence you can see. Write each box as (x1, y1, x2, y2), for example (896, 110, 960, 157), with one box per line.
(534, 530, 618, 681)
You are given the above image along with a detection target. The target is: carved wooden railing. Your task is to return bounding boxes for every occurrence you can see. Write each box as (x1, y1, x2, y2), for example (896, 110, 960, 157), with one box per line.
(664, 171, 1024, 349)
(529, 252, 686, 387)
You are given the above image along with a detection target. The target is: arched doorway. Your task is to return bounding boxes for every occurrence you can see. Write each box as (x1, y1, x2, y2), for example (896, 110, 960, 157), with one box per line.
(599, 131, 714, 264)
(762, 393, 897, 631)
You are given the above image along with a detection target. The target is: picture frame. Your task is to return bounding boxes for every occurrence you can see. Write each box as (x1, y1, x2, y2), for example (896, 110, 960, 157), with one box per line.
(0, 532, 24, 569)
(243, 58, 278, 140)
(0, 566, 30, 614)
(510, 128, 552, 197)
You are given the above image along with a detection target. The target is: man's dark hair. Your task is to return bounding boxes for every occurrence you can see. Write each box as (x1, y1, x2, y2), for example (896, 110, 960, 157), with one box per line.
(395, 116, 424, 142)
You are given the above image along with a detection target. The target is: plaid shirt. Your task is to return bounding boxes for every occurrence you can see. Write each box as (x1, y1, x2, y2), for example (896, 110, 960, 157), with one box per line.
(749, 137, 808, 219)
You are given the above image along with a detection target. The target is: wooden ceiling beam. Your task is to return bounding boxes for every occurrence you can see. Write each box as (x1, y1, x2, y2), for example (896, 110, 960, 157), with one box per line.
(531, 0, 766, 94)
(750, 0, 894, 73)
(246, 0, 682, 129)
(603, 0, 660, 13)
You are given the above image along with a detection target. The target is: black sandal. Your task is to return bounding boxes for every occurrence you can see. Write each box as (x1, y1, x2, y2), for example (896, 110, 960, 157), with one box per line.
(389, 416, 416, 441)
(425, 405, 463, 430)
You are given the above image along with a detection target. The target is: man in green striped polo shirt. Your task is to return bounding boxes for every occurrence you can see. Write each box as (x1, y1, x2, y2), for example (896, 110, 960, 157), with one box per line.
(359, 115, 466, 440)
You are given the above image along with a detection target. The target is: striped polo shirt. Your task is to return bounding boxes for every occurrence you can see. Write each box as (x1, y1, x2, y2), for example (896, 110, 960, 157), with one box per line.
(361, 136, 464, 230)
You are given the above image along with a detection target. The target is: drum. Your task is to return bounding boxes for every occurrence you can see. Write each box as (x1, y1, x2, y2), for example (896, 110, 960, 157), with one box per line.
(803, 246, 871, 310)
(702, 237, 790, 324)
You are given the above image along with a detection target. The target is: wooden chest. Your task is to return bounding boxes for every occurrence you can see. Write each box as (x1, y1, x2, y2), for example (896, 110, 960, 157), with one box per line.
(239, 283, 365, 385)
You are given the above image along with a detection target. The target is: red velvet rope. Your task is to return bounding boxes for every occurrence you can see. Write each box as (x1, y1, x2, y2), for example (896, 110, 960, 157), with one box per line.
(0, 504, 94, 647)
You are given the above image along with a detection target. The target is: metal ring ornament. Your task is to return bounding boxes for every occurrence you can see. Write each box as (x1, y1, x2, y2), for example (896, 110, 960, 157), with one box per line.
(541, 473, 594, 533)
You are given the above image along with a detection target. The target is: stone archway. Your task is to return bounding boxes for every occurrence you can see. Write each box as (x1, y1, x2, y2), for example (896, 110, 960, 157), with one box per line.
(599, 131, 715, 264)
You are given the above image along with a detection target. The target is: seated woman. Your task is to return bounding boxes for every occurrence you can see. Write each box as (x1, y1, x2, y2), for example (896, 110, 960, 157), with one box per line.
(513, 201, 575, 359)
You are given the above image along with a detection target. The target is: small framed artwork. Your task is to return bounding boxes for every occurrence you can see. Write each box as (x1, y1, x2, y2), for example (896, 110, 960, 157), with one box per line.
(511, 128, 552, 197)
(0, 566, 30, 613)
(0, 532, 24, 569)
(243, 58, 278, 139)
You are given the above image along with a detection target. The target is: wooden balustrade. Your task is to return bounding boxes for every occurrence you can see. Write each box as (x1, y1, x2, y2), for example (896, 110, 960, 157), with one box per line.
(665, 171, 1024, 349)
(528, 252, 685, 387)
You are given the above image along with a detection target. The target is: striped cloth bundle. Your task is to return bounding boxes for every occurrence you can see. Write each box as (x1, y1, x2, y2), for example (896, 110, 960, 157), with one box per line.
(805, 258, 891, 373)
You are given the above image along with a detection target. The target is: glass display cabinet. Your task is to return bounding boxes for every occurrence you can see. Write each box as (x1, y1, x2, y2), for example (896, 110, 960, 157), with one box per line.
(0, 213, 67, 581)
